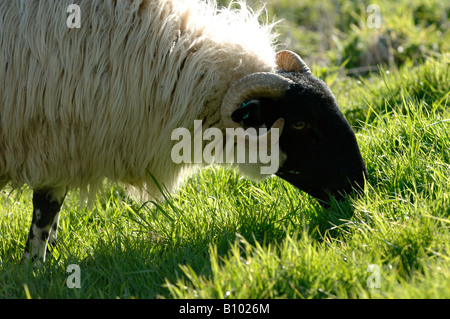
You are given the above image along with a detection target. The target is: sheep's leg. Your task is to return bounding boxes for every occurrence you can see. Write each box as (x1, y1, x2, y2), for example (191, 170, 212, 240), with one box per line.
(23, 188, 67, 263)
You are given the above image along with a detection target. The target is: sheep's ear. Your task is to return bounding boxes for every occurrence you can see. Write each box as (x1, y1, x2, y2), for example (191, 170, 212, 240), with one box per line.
(276, 50, 311, 74)
(231, 100, 263, 126)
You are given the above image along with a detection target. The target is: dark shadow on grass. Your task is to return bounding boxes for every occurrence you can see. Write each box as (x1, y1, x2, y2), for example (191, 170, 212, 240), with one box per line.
(73, 237, 214, 298)
(306, 196, 358, 242)
(72, 197, 358, 298)
(2, 203, 358, 299)
(0, 172, 361, 298)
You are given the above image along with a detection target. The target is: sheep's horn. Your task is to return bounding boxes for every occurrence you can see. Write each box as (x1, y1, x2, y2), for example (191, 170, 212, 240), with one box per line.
(221, 72, 291, 150)
(276, 50, 311, 74)
(221, 72, 291, 129)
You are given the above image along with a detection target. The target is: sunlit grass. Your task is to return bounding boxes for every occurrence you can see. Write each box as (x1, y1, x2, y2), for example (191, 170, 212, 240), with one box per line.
(0, 0, 449, 299)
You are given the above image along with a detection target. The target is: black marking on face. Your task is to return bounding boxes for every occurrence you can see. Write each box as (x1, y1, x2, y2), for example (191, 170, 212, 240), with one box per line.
(275, 75, 368, 203)
(231, 100, 267, 129)
(234, 71, 368, 204)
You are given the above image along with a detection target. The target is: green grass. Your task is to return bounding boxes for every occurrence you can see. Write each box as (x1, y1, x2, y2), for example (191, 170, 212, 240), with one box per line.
(1, 0, 449, 299)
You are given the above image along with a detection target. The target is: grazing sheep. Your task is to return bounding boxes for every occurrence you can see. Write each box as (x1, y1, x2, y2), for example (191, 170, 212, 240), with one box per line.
(0, 0, 368, 262)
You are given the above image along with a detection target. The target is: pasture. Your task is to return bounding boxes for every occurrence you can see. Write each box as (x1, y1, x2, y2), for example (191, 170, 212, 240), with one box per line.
(0, 0, 449, 299)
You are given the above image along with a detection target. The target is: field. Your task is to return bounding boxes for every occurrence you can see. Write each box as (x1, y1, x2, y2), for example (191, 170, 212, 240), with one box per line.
(0, 0, 449, 299)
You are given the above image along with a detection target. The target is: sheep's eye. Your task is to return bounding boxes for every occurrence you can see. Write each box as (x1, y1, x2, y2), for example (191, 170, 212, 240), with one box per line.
(292, 121, 307, 130)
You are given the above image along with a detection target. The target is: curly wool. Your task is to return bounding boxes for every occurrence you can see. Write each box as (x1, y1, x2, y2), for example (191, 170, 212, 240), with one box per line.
(0, 0, 277, 200)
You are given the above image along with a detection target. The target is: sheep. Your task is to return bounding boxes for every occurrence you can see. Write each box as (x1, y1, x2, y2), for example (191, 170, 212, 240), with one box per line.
(0, 0, 368, 263)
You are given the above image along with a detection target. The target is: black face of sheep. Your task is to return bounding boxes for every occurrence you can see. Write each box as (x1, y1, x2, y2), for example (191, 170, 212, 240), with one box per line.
(226, 51, 368, 205)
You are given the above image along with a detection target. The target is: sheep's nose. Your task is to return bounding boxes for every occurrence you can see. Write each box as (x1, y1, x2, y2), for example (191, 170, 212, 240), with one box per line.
(329, 168, 368, 201)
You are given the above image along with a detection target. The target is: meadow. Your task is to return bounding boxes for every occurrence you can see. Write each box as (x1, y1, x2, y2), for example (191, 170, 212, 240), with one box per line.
(0, 0, 449, 299)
